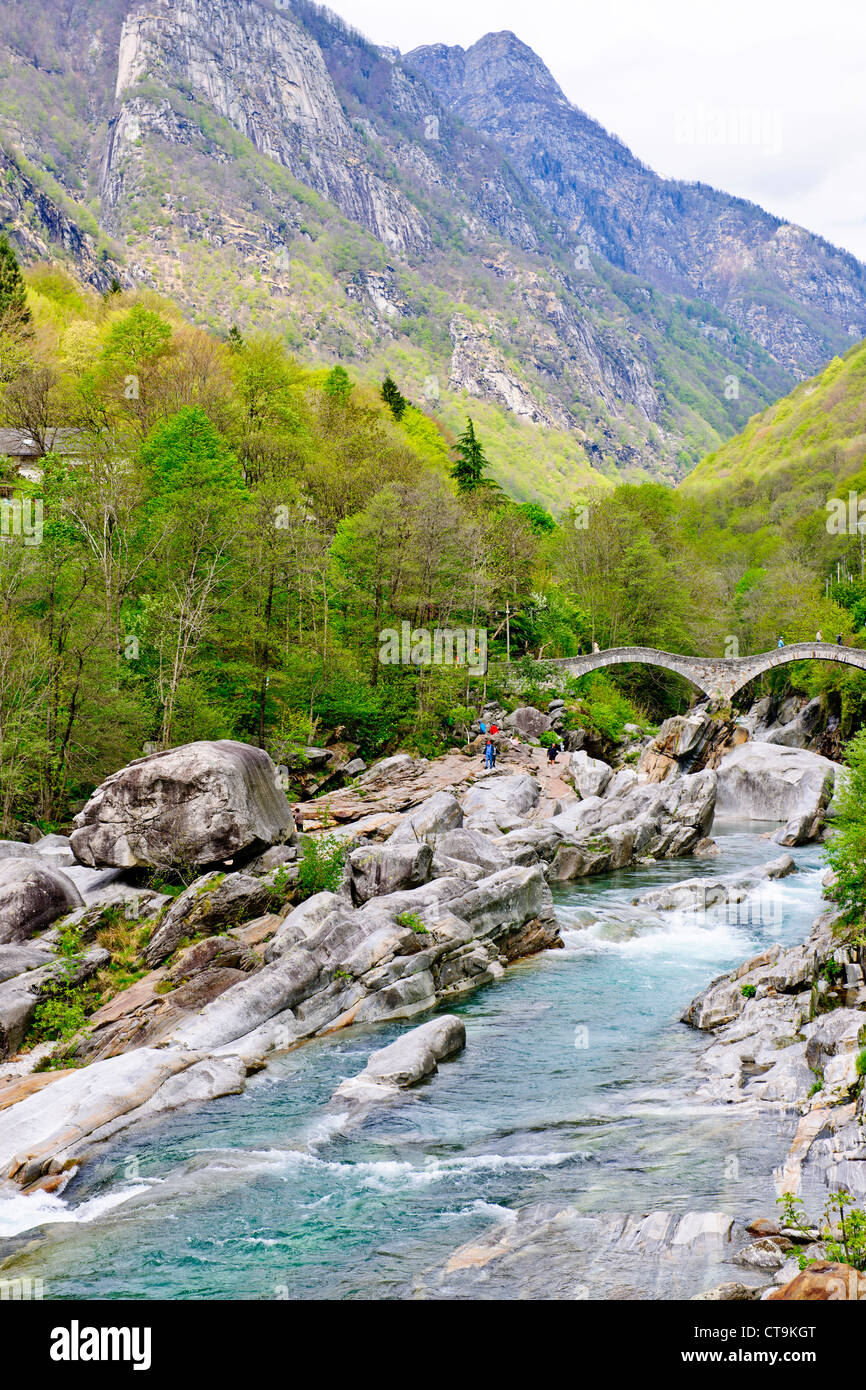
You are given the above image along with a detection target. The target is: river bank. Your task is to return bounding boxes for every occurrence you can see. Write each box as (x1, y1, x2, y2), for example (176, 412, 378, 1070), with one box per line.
(0, 701, 858, 1299)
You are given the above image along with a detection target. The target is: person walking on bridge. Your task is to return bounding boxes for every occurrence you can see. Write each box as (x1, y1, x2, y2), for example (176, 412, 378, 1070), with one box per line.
(777, 636, 785, 648)
(816, 630, 823, 643)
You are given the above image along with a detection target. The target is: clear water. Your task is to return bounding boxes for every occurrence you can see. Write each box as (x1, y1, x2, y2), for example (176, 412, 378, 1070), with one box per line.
(0, 827, 827, 1300)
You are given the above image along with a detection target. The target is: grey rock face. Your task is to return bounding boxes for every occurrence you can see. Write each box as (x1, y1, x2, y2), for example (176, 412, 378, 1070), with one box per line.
(407, 31, 866, 377)
(0, 859, 84, 945)
(0, 945, 109, 1059)
(503, 706, 551, 738)
(714, 742, 835, 843)
(71, 740, 295, 869)
(144, 870, 276, 967)
(387, 790, 463, 844)
(348, 842, 433, 904)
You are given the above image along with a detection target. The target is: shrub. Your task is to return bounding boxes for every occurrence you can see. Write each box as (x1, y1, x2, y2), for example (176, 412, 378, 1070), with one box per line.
(297, 833, 347, 898)
(396, 910, 429, 935)
(741, 983, 757, 998)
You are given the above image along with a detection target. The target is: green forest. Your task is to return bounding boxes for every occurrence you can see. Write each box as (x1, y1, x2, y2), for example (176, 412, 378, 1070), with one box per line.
(2, 243, 866, 834)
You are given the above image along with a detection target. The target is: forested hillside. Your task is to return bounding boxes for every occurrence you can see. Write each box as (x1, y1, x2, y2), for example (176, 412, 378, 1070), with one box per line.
(1, 248, 865, 833)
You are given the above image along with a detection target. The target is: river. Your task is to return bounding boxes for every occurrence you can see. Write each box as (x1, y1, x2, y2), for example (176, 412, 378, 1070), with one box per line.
(0, 825, 827, 1299)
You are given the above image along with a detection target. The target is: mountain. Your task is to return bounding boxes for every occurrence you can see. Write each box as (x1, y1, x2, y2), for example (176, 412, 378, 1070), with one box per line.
(0, 0, 862, 500)
(406, 31, 866, 375)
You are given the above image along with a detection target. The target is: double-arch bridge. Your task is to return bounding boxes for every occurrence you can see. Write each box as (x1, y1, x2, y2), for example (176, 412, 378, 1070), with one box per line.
(522, 642, 866, 704)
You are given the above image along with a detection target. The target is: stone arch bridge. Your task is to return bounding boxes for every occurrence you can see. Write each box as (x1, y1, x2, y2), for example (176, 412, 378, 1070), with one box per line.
(512, 642, 866, 704)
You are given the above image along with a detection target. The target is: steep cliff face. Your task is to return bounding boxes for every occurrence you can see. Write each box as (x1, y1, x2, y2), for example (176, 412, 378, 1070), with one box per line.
(0, 1, 858, 497)
(406, 31, 866, 375)
(107, 0, 427, 254)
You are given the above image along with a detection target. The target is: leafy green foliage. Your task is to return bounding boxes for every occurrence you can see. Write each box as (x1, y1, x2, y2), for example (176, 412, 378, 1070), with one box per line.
(297, 833, 347, 898)
(825, 729, 866, 924)
(778, 1190, 866, 1272)
(0, 232, 30, 325)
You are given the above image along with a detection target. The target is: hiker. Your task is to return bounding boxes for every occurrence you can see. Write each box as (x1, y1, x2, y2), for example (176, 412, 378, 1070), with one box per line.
(837, 633, 844, 646)
(292, 806, 304, 833)
(816, 630, 823, 642)
(592, 640, 600, 653)
(479, 720, 487, 735)
(489, 722, 499, 735)
(546, 741, 559, 765)
(484, 738, 496, 770)
(777, 636, 785, 648)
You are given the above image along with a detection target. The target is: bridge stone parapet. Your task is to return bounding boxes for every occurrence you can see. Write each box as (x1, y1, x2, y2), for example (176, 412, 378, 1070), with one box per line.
(499, 643, 866, 704)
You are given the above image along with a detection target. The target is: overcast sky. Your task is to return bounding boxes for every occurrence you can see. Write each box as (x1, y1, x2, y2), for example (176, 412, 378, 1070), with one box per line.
(330, 0, 866, 262)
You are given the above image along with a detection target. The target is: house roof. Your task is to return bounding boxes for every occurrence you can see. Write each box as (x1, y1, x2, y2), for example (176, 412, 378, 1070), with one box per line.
(0, 428, 84, 458)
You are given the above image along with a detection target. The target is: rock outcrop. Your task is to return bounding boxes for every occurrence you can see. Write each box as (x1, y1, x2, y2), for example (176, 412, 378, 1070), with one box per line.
(0, 860, 84, 945)
(714, 743, 836, 844)
(71, 740, 295, 869)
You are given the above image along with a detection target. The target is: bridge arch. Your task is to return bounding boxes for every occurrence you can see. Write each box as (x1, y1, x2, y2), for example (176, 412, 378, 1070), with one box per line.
(508, 643, 866, 704)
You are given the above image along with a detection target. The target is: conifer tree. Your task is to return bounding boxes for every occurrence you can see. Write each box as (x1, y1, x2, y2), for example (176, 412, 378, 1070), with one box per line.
(381, 373, 407, 421)
(0, 233, 30, 325)
(451, 416, 488, 492)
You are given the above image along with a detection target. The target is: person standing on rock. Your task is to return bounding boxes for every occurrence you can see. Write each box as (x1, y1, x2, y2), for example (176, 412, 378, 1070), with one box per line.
(293, 806, 304, 834)
(484, 738, 496, 770)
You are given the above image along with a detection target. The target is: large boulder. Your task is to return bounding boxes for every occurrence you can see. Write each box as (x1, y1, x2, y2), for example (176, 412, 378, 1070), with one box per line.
(387, 790, 463, 844)
(461, 774, 540, 830)
(714, 742, 835, 844)
(333, 1014, 465, 1103)
(347, 842, 433, 904)
(503, 706, 551, 738)
(562, 750, 612, 798)
(70, 740, 295, 869)
(637, 713, 712, 783)
(0, 859, 84, 945)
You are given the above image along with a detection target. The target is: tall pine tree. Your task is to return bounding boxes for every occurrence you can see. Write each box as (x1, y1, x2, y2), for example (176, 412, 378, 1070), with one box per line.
(0, 233, 30, 325)
(381, 373, 407, 421)
(451, 417, 488, 492)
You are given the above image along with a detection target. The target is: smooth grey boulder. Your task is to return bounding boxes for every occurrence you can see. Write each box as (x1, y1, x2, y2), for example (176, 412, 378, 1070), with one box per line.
(0, 840, 37, 860)
(461, 774, 540, 829)
(715, 743, 835, 843)
(70, 740, 294, 870)
(0, 942, 56, 984)
(562, 750, 612, 798)
(0, 859, 84, 945)
(387, 790, 463, 844)
(144, 871, 276, 966)
(503, 706, 551, 738)
(348, 842, 433, 904)
(332, 1014, 465, 1107)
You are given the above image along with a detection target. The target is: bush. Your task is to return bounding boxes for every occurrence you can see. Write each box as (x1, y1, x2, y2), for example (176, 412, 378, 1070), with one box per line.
(741, 983, 757, 998)
(396, 909, 429, 934)
(297, 833, 347, 898)
(825, 729, 866, 922)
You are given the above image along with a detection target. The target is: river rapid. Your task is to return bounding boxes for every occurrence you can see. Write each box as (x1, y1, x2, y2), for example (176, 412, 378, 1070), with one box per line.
(0, 824, 827, 1299)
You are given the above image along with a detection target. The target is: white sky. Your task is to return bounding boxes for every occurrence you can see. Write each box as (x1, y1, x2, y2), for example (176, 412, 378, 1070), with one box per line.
(330, 0, 866, 262)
